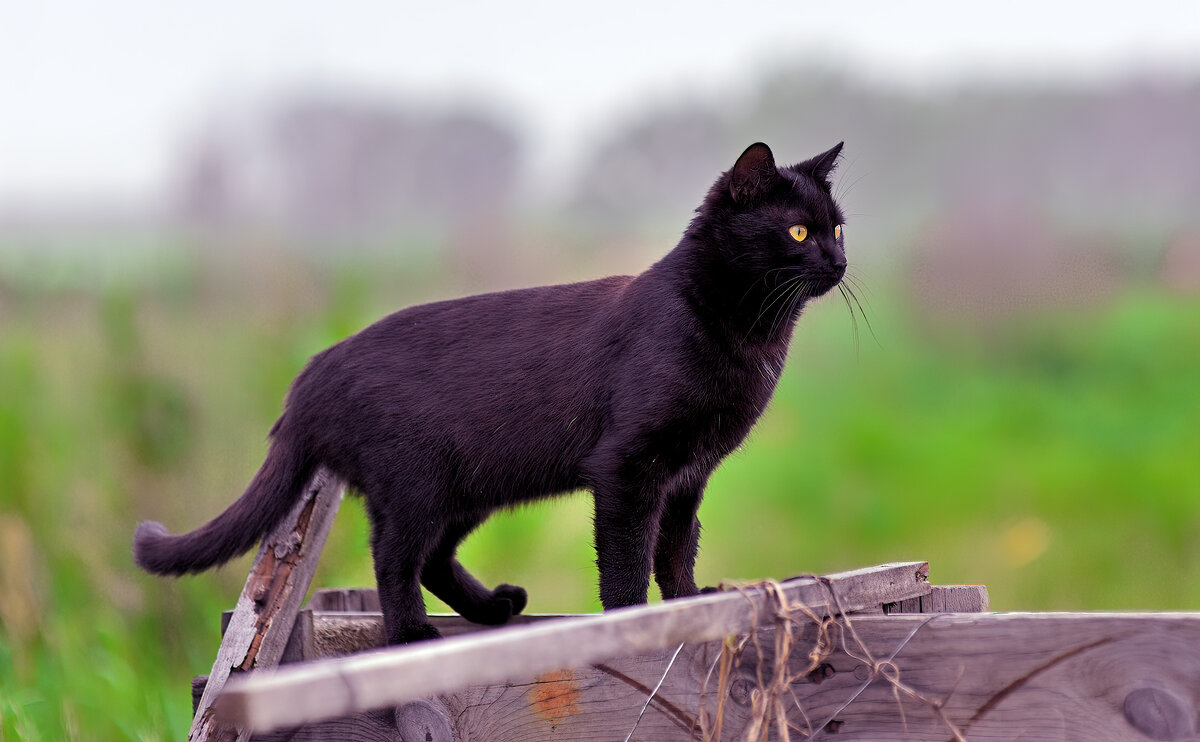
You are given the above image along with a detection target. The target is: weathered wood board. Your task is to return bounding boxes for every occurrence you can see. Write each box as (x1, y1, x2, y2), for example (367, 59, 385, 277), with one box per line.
(200, 561, 1200, 741)
(887, 584, 990, 614)
(217, 562, 932, 730)
(237, 612, 1200, 742)
(210, 584, 989, 667)
(192, 586, 990, 712)
(188, 469, 345, 742)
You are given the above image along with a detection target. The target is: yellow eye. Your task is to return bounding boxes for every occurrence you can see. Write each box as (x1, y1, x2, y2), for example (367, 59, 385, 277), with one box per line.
(788, 225, 808, 242)
(834, 224, 842, 240)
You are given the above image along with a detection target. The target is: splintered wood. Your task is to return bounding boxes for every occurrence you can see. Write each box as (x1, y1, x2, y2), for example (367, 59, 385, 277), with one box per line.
(188, 469, 345, 742)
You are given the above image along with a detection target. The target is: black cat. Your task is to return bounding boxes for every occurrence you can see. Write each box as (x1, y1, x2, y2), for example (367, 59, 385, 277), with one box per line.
(134, 141, 847, 645)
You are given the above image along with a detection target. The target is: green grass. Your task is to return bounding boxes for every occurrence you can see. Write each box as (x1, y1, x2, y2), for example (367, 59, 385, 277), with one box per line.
(0, 257, 1197, 739)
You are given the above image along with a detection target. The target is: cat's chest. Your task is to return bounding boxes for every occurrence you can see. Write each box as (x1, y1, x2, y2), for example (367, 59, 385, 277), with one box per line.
(714, 337, 789, 401)
(673, 342, 789, 450)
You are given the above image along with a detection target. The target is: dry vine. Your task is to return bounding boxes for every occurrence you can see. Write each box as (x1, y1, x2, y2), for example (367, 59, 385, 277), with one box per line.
(690, 577, 968, 741)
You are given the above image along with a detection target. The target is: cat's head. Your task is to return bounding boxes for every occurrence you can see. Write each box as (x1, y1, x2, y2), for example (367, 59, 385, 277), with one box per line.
(696, 142, 847, 298)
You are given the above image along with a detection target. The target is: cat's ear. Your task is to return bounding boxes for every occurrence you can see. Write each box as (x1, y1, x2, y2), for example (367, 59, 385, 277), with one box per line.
(730, 142, 779, 203)
(798, 142, 844, 185)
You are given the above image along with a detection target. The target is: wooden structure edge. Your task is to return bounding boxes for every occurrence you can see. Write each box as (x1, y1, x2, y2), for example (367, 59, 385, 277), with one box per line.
(188, 469, 346, 742)
(216, 561, 931, 730)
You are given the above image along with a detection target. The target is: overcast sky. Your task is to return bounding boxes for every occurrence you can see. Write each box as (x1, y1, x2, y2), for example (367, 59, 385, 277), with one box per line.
(1, 0, 1197, 202)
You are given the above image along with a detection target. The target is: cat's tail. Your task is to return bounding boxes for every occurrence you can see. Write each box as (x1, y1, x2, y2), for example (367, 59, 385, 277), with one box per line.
(132, 432, 317, 576)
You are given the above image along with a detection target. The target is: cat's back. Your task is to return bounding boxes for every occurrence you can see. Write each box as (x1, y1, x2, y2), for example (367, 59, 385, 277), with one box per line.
(286, 274, 639, 495)
(359, 274, 635, 356)
(292, 274, 637, 414)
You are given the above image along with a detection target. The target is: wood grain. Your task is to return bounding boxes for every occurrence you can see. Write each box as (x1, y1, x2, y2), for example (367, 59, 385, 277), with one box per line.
(234, 612, 1200, 741)
(188, 469, 345, 742)
(888, 585, 990, 614)
(217, 561, 932, 730)
(783, 612, 1200, 741)
(308, 587, 381, 612)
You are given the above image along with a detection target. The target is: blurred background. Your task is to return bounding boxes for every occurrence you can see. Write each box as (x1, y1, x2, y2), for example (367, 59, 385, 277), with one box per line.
(2, 1, 1198, 738)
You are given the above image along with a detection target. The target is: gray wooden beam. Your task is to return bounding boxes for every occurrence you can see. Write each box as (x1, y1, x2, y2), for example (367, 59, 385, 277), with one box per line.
(216, 561, 931, 731)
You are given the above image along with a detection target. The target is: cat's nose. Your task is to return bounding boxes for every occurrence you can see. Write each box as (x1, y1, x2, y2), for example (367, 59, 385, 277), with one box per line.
(826, 243, 847, 269)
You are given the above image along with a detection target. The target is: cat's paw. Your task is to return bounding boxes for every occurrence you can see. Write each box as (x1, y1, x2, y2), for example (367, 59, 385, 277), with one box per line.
(493, 583, 528, 616)
(391, 622, 442, 645)
(699, 585, 721, 594)
(464, 584, 528, 625)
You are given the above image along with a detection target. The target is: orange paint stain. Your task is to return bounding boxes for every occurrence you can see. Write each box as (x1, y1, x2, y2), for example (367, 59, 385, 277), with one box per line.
(530, 668, 581, 724)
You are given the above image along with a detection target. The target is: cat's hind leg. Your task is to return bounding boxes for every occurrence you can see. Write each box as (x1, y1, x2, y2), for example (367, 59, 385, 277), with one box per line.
(421, 520, 527, 625)
(369, 510, 442, 645)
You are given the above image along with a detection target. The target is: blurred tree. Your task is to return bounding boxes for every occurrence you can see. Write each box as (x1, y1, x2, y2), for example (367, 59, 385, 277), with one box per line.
(569, 102, 731, 228)
(174, 93, 522, 249)
(565, 69, 1200, 264)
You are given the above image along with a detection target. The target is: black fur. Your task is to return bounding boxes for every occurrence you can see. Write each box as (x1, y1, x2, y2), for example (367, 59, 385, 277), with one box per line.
(134, 142, 847, 645)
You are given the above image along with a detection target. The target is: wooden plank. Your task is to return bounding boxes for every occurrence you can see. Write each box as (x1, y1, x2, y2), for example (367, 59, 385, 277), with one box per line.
(279, 608, 314, 664)
(300, 611, 569, 655)
(192, 676, 207, 715)
(887, 585, 989, 614)
(216, 561, 931, 730)
(266, 580, 965, 662)
(189, 469, 346, 742)
(281, 597, 973, 661)
(197, 592, 962, 720)
(306, 587, 380, 612)
(246, 612, 1200, 741)
(769, 612, 1200, 741)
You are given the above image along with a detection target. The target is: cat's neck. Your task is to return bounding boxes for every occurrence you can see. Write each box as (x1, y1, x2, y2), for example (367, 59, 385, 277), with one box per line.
(651, 232, 807, 349)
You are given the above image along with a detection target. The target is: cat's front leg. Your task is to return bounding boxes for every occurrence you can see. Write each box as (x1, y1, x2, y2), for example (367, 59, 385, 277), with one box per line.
(592, 479, 665, 609)
(653, 481, 704, 600)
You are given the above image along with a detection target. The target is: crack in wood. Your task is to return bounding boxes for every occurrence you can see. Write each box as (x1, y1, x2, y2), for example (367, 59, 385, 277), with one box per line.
(592, 663, 702, 739)
(958, 636, 1115, 737)
(192, 472, 345, 742)
(238, 495, 320, 671)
